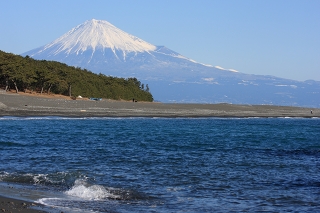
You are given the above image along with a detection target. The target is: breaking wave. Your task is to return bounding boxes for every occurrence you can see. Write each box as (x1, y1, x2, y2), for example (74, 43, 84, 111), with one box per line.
(0, 171, 150, 201)
(65, 179, 120, 200)
(36, 178, 152, 212)
(65, 179, 150, 201)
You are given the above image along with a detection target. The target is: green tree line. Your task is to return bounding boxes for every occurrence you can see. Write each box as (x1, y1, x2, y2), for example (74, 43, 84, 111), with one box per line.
(0, 50, 153, 101)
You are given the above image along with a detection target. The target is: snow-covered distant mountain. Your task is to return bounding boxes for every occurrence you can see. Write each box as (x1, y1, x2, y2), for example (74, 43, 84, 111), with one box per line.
(23, 19, 320, 107)
(23, 19, 214, 80)
(31, 19, 156, 57)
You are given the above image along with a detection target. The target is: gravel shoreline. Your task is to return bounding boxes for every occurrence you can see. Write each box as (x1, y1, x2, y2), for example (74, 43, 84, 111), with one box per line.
(0, 91, 318, 118)
(0, 196, 49, 213)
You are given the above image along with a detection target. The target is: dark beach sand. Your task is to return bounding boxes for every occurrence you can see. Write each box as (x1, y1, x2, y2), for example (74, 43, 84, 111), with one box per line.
(0, 196, 48, 213)
(0, 90, 318, 118)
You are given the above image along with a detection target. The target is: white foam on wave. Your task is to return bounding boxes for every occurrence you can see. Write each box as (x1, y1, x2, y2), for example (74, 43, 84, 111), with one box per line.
(37, 197, 63, 206)
(279, 116, 308, 119)
(0, 116, 24, 120)
(37, 197, 98, 213)
(0, 116, 65, 120)
(0, 171, 87, 188)
(65, 179, 120, 200)
(31, 173, 67, 185)
(0, 171, 10, 181)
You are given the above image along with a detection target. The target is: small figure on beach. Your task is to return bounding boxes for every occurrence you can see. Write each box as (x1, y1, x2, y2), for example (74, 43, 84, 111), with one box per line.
(311, 110, 313, 114)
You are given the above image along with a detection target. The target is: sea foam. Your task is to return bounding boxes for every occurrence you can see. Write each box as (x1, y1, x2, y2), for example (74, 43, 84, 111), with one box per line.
(65, 179, 120, 200)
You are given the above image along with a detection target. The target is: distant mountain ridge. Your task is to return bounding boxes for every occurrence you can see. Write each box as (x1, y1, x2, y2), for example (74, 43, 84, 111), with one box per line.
(23, 19, 320, 107)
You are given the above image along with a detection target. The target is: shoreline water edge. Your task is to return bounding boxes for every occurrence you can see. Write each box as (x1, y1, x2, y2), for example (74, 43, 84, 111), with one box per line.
(0, 91, 318, 118)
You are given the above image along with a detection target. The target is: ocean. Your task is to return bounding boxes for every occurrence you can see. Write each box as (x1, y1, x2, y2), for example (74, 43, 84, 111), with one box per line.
(0, 117, 319, 212)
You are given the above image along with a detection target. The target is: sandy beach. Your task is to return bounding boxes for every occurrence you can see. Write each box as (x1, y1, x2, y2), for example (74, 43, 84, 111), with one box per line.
(0, 90, 318, 118)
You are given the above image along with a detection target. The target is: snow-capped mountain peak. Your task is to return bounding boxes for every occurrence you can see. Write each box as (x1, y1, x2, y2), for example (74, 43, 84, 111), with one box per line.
(40, 19, 156, 56)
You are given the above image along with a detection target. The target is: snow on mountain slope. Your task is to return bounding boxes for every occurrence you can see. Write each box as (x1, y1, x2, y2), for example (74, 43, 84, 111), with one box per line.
(24, 19, 227, 78)
(35, 19, 156, 58)
(25, 19, 207, 66)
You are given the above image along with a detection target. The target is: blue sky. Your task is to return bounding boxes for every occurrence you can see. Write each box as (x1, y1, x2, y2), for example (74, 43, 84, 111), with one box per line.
(1, 0, 319, 81)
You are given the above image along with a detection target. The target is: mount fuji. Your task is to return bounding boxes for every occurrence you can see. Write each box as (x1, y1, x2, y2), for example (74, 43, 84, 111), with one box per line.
(23, 19, 320, 107)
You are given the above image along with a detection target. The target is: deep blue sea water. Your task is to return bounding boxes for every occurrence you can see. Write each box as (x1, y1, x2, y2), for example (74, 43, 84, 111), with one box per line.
(0, 117, 319, 212)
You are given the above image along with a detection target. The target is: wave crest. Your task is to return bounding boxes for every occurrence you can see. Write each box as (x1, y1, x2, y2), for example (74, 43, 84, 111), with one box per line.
(65, 179, 120, 200)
